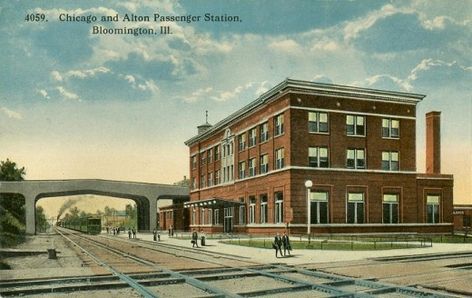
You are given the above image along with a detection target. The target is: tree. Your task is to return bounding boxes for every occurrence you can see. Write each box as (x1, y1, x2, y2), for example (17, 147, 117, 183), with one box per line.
(0, 159, 27, 246)
(35, 206, 50, 233)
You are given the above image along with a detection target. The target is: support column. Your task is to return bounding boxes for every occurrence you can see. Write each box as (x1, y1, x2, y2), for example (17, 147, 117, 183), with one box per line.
(149, 198, 157, 232)
(25, 196, 36, 235)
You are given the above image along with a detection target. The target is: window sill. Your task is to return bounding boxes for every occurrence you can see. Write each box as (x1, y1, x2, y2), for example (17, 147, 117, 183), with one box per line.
(346, 134, 366, 138)
(308, 131, 330, 135)
(274, 132, 285, 138)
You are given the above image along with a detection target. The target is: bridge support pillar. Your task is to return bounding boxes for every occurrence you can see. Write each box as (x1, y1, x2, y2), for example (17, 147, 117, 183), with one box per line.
(25, 196, 36, 235)
(149, 198, 157, 232)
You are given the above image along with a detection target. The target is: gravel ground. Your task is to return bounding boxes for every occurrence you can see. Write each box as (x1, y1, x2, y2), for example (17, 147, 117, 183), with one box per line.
(0, 233, 96, 281)
(26, 288, 141, 298)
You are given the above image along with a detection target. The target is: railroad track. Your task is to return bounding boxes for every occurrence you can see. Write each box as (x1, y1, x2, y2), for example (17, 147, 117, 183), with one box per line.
(0, 228, 463, 297)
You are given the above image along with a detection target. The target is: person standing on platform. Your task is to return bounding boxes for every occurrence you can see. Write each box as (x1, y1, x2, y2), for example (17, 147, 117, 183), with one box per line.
(153, 229, 157, 241)
(128, 228, 132, 239)
(191, 230, 199, 248)
(282, 232, 291, 256)
(273, 233, 283, 258)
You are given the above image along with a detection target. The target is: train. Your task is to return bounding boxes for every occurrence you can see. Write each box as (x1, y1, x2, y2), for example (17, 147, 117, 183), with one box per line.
(57, 216, 102, 235)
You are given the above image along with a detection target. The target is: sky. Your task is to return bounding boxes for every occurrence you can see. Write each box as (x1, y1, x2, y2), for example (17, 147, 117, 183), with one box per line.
(1, 0, 471, 216)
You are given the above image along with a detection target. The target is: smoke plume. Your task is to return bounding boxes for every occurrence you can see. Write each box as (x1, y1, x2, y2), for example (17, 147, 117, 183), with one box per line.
(56, 198, 81, 221)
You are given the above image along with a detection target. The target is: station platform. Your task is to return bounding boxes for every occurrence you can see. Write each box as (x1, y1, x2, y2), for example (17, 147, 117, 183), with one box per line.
(111, 231, 472, 265)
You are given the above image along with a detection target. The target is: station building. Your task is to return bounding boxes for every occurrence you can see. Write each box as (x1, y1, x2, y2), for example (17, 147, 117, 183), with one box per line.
(164, 79, 454, 235)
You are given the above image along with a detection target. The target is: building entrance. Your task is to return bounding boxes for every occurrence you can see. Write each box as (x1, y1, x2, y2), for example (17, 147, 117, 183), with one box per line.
(224, 207, 234, 233)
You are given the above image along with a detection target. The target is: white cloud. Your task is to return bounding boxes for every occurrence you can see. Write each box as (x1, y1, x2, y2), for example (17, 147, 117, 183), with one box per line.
(56, 86, 80, 101)
(255, 81, 270, 96)
(38, 89, 50, 99)
(343, 4, 412, 41)
(66, 66, 110, 79)
(269, 39, 302, 53)
(124, 75, 136, 84)
(312, 75, 333, 84)
(183, 87, 214, 103)
(1, 107, 22, 120)
(407, 59, 470, 81)
(354, 74, 413, 92)
(311, 40, 339, 52)
(137, 79, 159, 94)
(211, 82, 271, 102)
(51, 70, 63, 82)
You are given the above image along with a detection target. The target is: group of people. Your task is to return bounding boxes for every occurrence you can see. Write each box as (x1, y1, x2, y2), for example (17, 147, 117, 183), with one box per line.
(106, 226, 123, 235)
(127, 228, 137, 239)
(273, 232, 291, 258)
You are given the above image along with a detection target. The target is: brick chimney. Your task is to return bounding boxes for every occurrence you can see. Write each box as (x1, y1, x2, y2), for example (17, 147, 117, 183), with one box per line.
(426, 111, 441, 174)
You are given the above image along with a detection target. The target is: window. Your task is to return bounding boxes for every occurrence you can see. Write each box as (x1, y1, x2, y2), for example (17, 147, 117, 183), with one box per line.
(213, 209, 220, 225)
(426, 195, 440, 224)
(238, 161, 246, 179)
(215, 170, 220, 185)
(191, 177, 196, 190)
(191, 155, 197, 169)
(382, 119, 400, 138)
(239, 204, 246, 225)
(249, 197, 256, 224)
(275, 148, 285, 169)
(249, 158, 256, 177)
(207, 149, 212, 163)
(346, 115, 365, 136)
(249, 128, 257, 147)
(347, 193, 364, 224)
(191, 208, 196, 225)
(347, 149, 365, 169)
(200, 152, 206, 165)
(275, 192, 284, 223)
(260, 122, 269, 142)
(200, 175, 206, 188)
(309, 147, 329, 168)
(214, 146, 220, 161)
(260, 194, 268, 223)
(311, 191, 329, 224)
(274, 114, 284, 136)
(260, 154, 269, 174)
(238, 133, 246, 151)
(382, 151, 399, 171)
(200, 208, 205, 225)
(208, 209, 213, 225)
(208, 172, 213, 187)
(308, 112, 328, 133)
(383, 194, 399, 224)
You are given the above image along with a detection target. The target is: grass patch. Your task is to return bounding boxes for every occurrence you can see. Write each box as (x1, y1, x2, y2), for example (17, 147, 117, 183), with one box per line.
(430, 234, 472, 243)
(222, 239, 426, 251)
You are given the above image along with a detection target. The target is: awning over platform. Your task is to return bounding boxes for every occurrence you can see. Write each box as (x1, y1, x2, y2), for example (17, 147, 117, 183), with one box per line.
(184, 197, 243, 209)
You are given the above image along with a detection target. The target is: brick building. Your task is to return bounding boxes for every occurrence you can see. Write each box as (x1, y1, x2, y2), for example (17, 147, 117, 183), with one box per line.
(453, 204, 472, 230)
(170, 79, 454, 234)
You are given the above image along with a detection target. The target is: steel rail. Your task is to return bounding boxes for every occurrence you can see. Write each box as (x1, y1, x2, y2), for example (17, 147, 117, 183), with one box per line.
(56, 228, 158, 298)
(61, 228, 240, 298)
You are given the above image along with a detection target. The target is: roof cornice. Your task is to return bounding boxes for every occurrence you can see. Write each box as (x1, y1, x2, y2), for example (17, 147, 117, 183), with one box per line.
(184, 78, 426, 146)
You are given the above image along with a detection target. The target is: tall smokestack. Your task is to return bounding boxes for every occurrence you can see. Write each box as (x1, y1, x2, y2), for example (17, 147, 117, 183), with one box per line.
(426, 111, 441, 174)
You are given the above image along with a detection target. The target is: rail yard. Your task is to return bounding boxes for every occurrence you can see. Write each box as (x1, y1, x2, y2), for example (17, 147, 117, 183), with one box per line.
(1, 228, 471, 297)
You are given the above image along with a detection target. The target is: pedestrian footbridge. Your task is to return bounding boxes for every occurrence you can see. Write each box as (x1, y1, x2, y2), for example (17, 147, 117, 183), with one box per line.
(0, 179, 189, 234)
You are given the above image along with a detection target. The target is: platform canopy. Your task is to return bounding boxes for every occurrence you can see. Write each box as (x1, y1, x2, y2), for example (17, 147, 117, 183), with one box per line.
(184, 197, 243, 209)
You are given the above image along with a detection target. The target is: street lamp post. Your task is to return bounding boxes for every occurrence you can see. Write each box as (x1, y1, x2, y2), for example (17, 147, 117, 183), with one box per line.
(305, 180, 313, 242)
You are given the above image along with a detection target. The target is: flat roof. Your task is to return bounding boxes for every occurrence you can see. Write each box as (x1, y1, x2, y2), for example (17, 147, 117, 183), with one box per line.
(185, 78, 426, 146)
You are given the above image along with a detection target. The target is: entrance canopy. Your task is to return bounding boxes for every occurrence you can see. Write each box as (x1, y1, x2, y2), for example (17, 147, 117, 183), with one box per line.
(184, 197, 243, 209)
